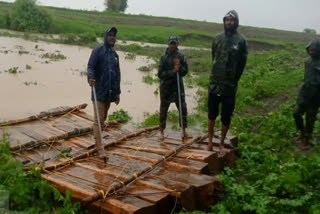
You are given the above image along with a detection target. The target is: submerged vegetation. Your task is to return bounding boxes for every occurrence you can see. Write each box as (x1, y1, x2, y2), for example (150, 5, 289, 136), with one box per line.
(41, 52, 66, 61)
(4, 67, 22, 74)
(108, 109, 132, 123)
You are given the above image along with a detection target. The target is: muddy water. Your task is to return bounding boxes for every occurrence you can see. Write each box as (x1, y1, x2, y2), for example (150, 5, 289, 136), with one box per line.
(0, 37, 197, 123)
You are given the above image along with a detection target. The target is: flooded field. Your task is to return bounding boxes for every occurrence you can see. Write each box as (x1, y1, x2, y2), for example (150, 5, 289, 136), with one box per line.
(0, 37, 197, 124)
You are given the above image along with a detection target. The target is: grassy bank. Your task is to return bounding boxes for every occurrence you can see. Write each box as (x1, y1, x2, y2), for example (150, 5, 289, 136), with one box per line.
(0, 134, 85, 214)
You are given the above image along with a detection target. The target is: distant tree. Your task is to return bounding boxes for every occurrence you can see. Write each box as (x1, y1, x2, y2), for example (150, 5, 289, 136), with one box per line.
(119, 0, 128, 12)
(303, 28, 317, 35)
(104, 0, 127, 12)
(8, 0, 52, 33)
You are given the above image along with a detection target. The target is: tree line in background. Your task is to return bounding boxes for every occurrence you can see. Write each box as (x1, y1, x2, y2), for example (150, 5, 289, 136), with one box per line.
(303, 28, 317, 35)
(4, 0, 129, 34)
(104, 0, 128, 12)
(5, 0, 52, 33)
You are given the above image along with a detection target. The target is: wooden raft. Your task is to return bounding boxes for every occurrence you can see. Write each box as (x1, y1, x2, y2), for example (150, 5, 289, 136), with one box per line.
(0, 104, 237, 214)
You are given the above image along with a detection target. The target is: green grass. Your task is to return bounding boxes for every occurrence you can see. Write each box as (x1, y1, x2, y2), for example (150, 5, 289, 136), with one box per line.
(0, 133, 84, 213)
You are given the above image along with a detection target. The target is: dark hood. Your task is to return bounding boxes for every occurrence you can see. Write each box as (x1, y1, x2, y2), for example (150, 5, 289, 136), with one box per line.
(306, 39, 320, 57)
(223, 10, 239, 33)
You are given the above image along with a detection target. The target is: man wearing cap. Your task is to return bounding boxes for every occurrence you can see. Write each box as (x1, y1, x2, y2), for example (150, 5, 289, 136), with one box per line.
(87, 27, 121, 160)
(293, 39, 320, 149)
(158, 36, 191, 140)
(207, 10, 248, 154)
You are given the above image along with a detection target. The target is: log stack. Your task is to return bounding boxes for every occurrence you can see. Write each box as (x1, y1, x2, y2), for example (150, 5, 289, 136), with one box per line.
(0, 104, 237, 214)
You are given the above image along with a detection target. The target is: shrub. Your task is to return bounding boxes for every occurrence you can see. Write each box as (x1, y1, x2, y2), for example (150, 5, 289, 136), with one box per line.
(78, 32, 97, 44)
(108, 109, 132, 123)
(8, 0, 52, 33)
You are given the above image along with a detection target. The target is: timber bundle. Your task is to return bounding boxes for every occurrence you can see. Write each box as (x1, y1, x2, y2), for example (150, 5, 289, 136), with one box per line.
(0, 104, 238, 214)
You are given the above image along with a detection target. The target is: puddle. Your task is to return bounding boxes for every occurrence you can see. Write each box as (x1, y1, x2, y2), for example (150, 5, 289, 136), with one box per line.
(0, 37, 198, 123)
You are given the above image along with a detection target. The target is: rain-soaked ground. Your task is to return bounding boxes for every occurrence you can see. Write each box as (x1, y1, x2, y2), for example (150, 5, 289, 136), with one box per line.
(0, 36, 198, 126)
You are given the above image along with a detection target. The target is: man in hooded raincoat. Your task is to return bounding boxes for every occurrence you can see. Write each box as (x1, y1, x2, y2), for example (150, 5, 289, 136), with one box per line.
(293, 39, 320, 148)
(207, 10, 248, 154)
(87, 27, 121, 160)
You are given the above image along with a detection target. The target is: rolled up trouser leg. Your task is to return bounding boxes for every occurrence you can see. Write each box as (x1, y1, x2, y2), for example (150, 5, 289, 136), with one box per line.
(221, 95, 236, 126)
(93, 101, 110, 156)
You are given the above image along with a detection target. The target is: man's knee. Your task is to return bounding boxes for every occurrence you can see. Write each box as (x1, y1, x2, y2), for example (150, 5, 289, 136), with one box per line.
(221, 116, 232, 126)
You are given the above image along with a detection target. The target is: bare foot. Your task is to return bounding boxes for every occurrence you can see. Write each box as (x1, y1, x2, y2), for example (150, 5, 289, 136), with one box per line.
(97, 155, 109, 163)
(295, 135, 304, 142)
(183, 132, 193, 139)
(159, 133, 165, 141)
(298, 142, 309, 150)
(219, 144, 226, 155)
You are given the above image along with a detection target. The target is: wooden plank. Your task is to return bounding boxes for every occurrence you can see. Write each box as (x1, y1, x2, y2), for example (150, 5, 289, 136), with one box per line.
(73, 111, 94, 122)
(107, 148, 163, 163)
(75, 155, 153, 179)
(135, 175, 195, 210)
(116, 144, 171, 156)
(163, 157, 209, 174)
(50, 114, 93, 129)
(118, 183, 172, 214)
(175, 149, 220, 173)
(91, 195, 157, 214)
(0, 128, 37, 148)
(18, 121, 66, 141)
(152, 167, 222, 210)
(67, 136, 95, 149)
(42, 173, 96, 201)
(59, 165, 125, 189)
(50, 117, 91, 133)
(189, 144, 236, 170)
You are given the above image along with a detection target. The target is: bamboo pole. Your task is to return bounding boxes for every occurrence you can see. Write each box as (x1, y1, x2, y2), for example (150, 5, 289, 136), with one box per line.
(43, 126, 160, 171)
(82, 134, 208, 206)
(0, 104, 88, 127)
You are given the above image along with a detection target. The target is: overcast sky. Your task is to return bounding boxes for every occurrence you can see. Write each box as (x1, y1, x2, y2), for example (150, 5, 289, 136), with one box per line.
(2, 0, 320, 33)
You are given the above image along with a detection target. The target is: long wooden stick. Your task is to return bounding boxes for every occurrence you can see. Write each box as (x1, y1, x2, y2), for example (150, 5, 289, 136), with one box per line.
(82, 134, 208, 206)
(44, 126, 160, 171)
(0, 104, 88, 127)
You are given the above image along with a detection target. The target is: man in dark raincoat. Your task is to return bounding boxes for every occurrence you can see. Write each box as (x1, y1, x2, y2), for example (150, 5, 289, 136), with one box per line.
(207, 10, 248, 154)
(158, 36, 191, 140)
(293, 39, 320, 149)
(87, 27, 121, 160)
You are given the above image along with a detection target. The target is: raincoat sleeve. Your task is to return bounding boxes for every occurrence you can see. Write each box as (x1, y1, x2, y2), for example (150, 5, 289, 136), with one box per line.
(235, 39, 248, 81)
(116, 54, 121, 95)
(179, 55, 188, 77)
(158, 56, 176, 80)
(211, 38, 216, 62)
(87, 48, 98, 82)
